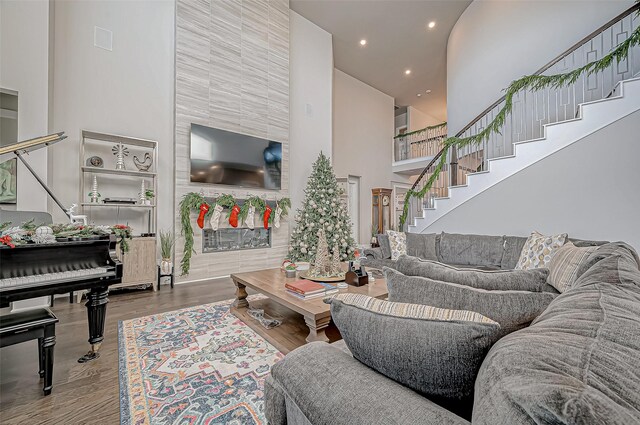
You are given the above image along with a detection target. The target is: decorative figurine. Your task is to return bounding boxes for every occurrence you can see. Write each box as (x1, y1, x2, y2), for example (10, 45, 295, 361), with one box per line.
(89, 176, 100, 203)
(112, 143, 129, 170)
(85, 156, 104, 168)
(67, 204, 87, 225)
(133, 152, 153, 172)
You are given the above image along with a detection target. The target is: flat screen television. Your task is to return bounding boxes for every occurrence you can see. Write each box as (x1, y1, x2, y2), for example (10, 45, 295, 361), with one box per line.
(190, 123, 282, 190)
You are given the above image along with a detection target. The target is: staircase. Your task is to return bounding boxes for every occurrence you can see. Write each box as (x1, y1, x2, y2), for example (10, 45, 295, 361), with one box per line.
(406, 4, 640, 233)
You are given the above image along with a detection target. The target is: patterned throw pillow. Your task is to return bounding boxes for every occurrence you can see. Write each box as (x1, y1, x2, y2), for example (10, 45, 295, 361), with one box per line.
(515, 231, 568, 270)
(548, 242, 598, 293)
(386, 230, 407, 260)
(328, 293, 498, 325)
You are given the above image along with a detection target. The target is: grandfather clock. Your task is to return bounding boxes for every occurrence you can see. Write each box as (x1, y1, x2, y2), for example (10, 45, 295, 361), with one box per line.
(371, 188, 393, 234)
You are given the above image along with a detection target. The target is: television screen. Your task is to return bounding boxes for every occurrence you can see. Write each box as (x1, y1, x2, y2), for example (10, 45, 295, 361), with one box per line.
(190, 124, 282, 189)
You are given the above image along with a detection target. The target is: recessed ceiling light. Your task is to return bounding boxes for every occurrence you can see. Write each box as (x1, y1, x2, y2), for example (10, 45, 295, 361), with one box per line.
(359, 39, 367, 46)
(428, 21, 436, 29)
(405, 69, 411, 75)
(416, 93, 422, 97)
(425, 89, 432, 94)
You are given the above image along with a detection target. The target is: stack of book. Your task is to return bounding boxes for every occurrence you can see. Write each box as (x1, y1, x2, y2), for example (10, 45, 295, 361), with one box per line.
(285, 279, 339, 300)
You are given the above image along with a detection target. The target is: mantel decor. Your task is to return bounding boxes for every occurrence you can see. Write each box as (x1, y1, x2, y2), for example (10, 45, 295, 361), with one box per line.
(398, 2, 640, 227)
(179, 192, 290, 275)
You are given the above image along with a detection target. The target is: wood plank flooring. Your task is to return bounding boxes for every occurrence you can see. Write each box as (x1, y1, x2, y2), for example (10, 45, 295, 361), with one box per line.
(0, 278, 327, 424)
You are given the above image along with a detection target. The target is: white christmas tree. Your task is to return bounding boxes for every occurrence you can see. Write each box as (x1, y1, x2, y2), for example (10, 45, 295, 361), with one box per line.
(289, 152, 356, 263)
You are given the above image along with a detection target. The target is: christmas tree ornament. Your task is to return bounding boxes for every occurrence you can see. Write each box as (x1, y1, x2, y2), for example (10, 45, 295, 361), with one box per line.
(33, 226, 56, 244)
(246, 202, 255, 229)
(229, 204, 241, 228)
(209, 204, 224, 231)
(273, 204, 283, 228)
(263, 204, 272, 229)
(197, 202, 209, 229)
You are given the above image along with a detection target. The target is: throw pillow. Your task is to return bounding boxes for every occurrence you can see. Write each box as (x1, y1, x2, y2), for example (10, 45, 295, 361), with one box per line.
(548, 242, 598, 293)
(375, 233, 391, 259)
(385, 268, 556, 333)
(326, 293, 501, 418)
(386, 230, 407, 260)
(405, 232, 439, 261)
(396, 255, 550, 292)
(515, 231, 568, 270)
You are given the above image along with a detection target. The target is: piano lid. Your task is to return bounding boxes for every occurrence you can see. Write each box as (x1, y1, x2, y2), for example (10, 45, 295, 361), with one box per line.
(0, 132, 66, 156)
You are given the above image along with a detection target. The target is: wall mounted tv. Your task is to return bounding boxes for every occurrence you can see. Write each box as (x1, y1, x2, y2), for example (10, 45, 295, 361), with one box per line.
(190, 123, 282, 190)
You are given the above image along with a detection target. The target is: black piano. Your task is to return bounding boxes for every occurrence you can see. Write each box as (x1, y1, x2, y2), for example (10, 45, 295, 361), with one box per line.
(0, 133, 123, 362)
(0, 235, 122, 362)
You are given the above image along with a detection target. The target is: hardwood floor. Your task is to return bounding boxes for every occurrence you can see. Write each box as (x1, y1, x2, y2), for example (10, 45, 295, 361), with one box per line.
(0, 278, 333, 424)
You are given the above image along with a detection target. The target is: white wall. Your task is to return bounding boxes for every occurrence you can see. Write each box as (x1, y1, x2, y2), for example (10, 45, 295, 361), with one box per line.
(447, 0, 634, 135)
(49, 0, 175, 233)
(333, 69, 408, 242)
(289, 11, 333, 214)
(408, 106, 441, 131)
(0, 0, 50, 212)
(422, 110, 640, 252)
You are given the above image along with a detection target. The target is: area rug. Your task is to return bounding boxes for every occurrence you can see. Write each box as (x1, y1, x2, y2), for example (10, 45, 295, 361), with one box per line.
(118, 295, 284, 425)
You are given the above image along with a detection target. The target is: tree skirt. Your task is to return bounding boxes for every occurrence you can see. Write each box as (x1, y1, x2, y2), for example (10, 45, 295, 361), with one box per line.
(118, 295, 283, 425)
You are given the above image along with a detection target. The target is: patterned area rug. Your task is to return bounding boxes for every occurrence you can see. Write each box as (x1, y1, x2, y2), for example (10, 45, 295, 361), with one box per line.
(119, 295, 283, 425)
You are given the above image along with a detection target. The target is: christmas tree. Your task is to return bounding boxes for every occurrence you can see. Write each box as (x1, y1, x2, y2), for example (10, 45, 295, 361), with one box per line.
(289, 152, 356, 263)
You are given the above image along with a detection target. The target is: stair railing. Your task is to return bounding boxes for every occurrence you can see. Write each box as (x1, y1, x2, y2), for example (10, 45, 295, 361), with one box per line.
(402, 2, 640, 230)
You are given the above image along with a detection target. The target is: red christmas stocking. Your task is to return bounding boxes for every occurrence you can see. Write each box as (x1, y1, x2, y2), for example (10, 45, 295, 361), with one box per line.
(263, 205, 272, 229)
(197, 203, 210, 229)
(229, 204, 241, 228)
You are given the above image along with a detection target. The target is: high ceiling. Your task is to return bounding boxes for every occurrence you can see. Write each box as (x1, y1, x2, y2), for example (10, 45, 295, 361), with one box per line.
(290, 0, 472, 121)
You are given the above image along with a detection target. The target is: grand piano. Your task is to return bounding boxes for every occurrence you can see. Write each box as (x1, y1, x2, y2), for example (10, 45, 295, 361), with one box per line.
(0, 133, 123, 362)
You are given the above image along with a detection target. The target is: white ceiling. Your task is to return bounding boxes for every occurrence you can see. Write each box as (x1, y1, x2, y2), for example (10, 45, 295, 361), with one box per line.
(290, 0, 472, 121)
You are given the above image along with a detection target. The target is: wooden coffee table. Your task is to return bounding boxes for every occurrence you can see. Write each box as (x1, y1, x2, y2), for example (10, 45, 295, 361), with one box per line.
(230, 268, 387, 347)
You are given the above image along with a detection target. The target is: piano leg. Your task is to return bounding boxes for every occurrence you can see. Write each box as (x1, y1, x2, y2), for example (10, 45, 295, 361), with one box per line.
(78, 286, 109, 363)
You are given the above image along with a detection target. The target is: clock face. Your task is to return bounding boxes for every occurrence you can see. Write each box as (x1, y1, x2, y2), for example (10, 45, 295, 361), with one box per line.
(382, 195, 390, 206)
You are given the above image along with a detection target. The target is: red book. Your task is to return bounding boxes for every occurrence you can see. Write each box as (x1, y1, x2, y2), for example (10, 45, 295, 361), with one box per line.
(285, 279, 325, 295)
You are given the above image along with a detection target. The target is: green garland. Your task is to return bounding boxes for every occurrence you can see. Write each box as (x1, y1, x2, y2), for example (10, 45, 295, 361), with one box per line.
(399, 12, 640, 228)
(393, 121, 447, 139)
(0, 220, 132, 253)
(179, 192, 291, 276)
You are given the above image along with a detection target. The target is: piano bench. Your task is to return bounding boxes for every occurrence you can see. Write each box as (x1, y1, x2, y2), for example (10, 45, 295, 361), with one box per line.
(0, 308, 59, 396)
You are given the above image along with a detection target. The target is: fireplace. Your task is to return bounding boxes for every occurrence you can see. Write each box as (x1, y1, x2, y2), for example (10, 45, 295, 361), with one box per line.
(202, 227, 271, 253)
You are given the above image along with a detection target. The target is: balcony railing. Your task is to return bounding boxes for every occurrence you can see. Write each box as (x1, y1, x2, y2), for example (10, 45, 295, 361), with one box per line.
(393, 123, 447, 162)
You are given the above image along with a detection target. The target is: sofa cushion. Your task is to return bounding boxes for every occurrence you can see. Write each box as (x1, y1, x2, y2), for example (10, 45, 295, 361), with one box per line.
(327, 293, 501, 418)
(405, 232, 439, 261)
(396, 255, 550, 292)
(548, 242, 598, 293)
(385, 268, 556, 333)
(473, 251, 640, 425)
(387, 230, 407, 260)
(376, 233, 391, 259)
(501, 236, 527, 270)
(515, 231, 568, 270)
(269, 343, 472, 425)
(575, 241, 640, 280)
(438, 232, 505, 268)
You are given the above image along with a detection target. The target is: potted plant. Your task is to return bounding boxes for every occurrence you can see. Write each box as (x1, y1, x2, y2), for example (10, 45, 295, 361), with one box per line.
(144, 189, 155, 206)
(159, 230, 174, 275)
(370, 224, 379, 247)
(285, 263, 297, 278)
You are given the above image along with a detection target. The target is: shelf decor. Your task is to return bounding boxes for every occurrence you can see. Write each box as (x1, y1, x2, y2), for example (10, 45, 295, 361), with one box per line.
(178, 192, 291, 276)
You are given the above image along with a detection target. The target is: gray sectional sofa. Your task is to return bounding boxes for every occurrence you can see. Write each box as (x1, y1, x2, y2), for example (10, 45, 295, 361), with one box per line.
(265, 232, 640, 424)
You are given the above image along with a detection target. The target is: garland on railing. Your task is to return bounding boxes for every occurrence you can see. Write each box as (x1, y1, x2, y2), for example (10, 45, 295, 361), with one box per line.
(393, 121, 447, 139)
(399, 7, 640, 228)
(178, 192, 291, 275)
